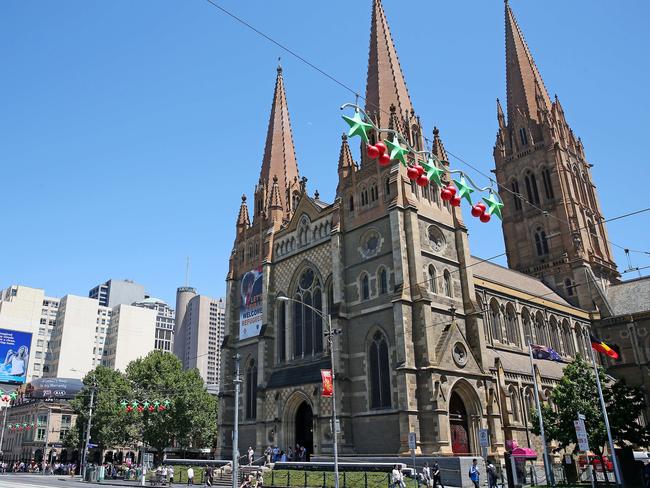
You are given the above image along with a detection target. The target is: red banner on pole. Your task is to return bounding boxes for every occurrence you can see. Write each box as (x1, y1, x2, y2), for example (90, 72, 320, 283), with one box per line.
(321, 369, 333, 397)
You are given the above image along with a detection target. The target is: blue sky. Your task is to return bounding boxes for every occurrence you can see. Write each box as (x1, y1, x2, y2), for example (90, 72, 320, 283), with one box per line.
(1, 0, 649, 306)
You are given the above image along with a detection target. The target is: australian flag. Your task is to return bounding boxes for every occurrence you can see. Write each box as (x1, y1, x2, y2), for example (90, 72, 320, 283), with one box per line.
(531, 344, 562, 361)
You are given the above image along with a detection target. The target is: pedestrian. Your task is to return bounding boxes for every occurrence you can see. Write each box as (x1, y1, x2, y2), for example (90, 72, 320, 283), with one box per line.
(432, 461, 443, 488)
(169, 465, 175, 485)
(422, 462, 431, 488)
(205, 465, 212, 487)
(248, 447, 254, 466)
(280, 451, 287, 463)
(162, 465, 169, 485)
(264, 446, 272, 466)
(643, 461, 650, 488)
(391, 465, 400, 488)
(187, 466, 194, 486)
(287, 447, 293, 461)
(469, 459, 480, 488)
(487, 462, 498, 488)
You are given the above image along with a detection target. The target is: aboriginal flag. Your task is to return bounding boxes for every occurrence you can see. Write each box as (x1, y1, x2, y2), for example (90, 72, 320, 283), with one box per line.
(590, 335, 619, 359)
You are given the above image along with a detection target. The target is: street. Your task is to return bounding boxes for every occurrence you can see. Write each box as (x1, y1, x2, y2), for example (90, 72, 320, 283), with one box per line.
(0, 474, 87, 488)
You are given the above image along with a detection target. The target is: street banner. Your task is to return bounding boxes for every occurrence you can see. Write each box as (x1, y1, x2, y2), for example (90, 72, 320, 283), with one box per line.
(239, 268, 263, 340)
(321, 369, 333, 397)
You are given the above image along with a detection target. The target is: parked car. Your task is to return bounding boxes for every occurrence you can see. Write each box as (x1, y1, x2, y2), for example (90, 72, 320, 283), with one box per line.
(578, 455, 614, 472)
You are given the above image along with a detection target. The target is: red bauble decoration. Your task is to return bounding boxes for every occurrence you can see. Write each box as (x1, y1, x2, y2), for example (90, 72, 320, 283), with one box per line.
(126, 405, 133, 412)
(441, 189, 453, 201)
(158, 405, 165, 412)
(367, 144, 379, 159)
(407, 166, 420, 180)
(480, 212, 491, 223)
(148, 405, 155, 412)
(471, 203, 486, 218)
(375, 142, 387, 156)
(413, 164, 424, 177)
(416, 174, 429, 187)
(378, 153, 391, 166)
(451, 195, 462, 207)
(447, 185, 457, 197)
(137, 406, 144, 413)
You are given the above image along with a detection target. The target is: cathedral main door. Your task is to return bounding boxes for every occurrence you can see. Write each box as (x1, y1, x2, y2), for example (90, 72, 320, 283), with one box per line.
(295, 402, 313, 460)
(449, 392, 470, 454)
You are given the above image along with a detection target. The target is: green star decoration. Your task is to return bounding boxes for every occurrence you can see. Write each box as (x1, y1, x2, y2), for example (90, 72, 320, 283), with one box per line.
(120, 400, 127, 408)
(131, 400, 139, 408)
(143, 401, 150, 408)
(341, 111, 373, 143)
(422, 158, 444, 186)
(453, 176, 475, 205)
(384, 136, 409, 165)
(483, 193, 504, 220)
(163, 399, 171, 407)
(153, 400, 160, 408)
(9, 392, 17, 400)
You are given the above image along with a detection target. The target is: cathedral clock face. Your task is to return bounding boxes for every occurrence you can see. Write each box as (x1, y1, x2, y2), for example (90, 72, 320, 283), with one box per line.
(358, 229, 383, 259)
(428, 225, 446, 253)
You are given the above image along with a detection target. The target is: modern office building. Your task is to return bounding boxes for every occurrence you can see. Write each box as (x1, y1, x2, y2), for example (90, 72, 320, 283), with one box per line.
(132, 297, 175, 353)
(88, 279, 145, 308)
(0, 285, 59, 381)
(173, 288, 225, 394)
(102, 304, 157, 371)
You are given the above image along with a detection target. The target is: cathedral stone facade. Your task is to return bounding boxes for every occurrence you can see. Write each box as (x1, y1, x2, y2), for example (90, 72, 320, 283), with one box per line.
(217, 0, 642, 460)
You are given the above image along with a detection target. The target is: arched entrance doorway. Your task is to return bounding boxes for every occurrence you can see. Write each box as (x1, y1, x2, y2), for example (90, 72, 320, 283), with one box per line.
(450, 392, 470, 454)
(295, 402, 313, 460)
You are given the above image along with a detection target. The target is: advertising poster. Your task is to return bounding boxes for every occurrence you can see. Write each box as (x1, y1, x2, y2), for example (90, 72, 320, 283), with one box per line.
(0, 328, 32, 385)
(240, 267, 263, 340)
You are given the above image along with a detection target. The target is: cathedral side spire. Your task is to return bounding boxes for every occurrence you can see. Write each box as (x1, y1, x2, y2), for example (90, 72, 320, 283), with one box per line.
(364, 0, 414, 127)
(431, 127, 448, 163)
(505, 1, 552, 123)
(236, 195, 250, 233)
(258, 65, 300, 216)
(337, 133, 356, 177)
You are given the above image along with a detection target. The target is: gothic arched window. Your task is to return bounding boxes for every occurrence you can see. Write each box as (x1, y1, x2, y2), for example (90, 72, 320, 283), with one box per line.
(549, 317, 561, 353)
(565, 278, 574, 296)
(293, 268, 323, 358)
(384, 176, 391, 198)
(349, 195, 354, 213)
(490, 300, 502, 342)
(535, 227, 549, 256)
(519, 127, 529, 147)
(509, 386, 521, 423)
(521, 308, 533, 345)
(361, 186, 369, 207)
(511, 179, 522, 210)
(278, 301, 286, 362)
(525, 172, 540, 204)
(379, 268, 388, 295)
(506, 305, 520, 346)
(535, 313, 547, 346)
(541, 167, 554, 200)
(428, 265, 437, 294)
(361, 274, 370, 301)
(369, 331, 391, 409)
(443, 270, 452, 298)
(370, 181, 379, 202)
(588, 221, 601, 255)
(562, 321, 575, 356)
(245, 360, 257, 419)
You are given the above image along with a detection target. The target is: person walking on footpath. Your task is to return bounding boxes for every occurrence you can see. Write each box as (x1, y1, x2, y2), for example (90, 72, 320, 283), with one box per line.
(487, 462, 498, 488)
(186, 466, 194, 486)
(422, 462, 432, 488)
(248, 447, 254, 466)
(169, 465, 175, 485)
(432, 461, 443, 488)
(469, 459, 480, 488)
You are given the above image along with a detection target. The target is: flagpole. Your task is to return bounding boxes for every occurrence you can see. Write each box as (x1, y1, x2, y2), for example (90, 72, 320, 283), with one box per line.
(587, 336, 623, 487)
(528, 344, 555, 488)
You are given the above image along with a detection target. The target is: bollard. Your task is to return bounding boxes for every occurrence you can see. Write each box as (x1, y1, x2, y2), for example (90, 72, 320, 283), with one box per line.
(271, 470, 275, 486)
(305, 471, 308, 486)
(323, 471, 327, 488)
(343, 471, 347, 488)
(365, 472, 368, 488)
(288, 470, 291, 487)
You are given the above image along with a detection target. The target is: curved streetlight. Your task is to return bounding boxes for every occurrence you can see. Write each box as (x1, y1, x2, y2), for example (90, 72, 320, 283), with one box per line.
(277, 296, 341, 488)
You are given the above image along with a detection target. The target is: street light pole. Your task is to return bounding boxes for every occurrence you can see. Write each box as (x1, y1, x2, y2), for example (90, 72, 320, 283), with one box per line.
(0, 400, 8, 457)
(233, 353, 241, 488)
(277, 296, 341, 488)
(80, 374, 97, 477)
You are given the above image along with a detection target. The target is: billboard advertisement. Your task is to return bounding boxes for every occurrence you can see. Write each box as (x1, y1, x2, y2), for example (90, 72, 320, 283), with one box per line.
(0, 328, 32, 385)
(25, 378, 84, 399)
(240, 267, 263, 340)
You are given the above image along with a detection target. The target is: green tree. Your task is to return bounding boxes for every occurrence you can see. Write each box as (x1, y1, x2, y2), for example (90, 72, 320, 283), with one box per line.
(532, 355, 650, 471)
(71, 366, 139, 452)
(125, 351, 218, 464)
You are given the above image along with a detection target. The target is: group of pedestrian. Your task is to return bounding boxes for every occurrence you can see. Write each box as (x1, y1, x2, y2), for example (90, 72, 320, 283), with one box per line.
(422, 461, 444, 488)
(263, 444, 308, 465)
(468, 459, 498, 488)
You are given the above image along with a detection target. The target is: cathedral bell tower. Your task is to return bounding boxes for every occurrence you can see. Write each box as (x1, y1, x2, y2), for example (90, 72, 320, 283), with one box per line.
(493, 1, 618, 310)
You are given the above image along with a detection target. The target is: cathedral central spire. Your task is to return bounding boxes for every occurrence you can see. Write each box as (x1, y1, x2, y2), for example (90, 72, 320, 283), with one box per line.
(259, 65, 300, 213)
(364, 0, 414, 127)
(505, 1, 552, 122)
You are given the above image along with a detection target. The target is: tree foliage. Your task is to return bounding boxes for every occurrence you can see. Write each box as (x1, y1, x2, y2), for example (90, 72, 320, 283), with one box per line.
(532, 355, 650, 456)
(70, 353, 218, 462)
(125, 351, 218, 462)
(71, 366, 139, 451)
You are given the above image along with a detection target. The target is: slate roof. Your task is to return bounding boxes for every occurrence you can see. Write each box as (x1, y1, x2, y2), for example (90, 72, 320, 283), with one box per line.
(267, 357, 331, 389)
(606, 276, 650, 316)
(470, 256, 570, 306)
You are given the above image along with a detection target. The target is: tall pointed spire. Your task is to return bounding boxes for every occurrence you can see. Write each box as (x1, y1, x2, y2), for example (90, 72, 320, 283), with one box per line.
(364, 0, 414, 127)
(337, 133, 355, 176)
(237, 195, 250, 233)
(431, 127, 448, 163)
(259, 65, 300, 212)
(504, 1, 552, 123)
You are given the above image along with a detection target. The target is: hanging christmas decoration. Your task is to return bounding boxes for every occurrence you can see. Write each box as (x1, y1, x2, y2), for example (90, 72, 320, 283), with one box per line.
(119, 399, 170, 414)
(340, 103, 504, 223)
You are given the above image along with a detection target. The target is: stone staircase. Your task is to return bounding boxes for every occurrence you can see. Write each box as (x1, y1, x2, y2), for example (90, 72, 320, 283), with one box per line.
(212, 462, 269, 487)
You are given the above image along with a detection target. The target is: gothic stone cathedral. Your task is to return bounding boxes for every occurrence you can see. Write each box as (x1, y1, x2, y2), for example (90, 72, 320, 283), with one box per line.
(217, 0, 643, 459)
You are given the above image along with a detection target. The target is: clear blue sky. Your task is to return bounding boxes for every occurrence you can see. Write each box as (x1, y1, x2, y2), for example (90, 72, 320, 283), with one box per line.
(2, 0, 649, 306)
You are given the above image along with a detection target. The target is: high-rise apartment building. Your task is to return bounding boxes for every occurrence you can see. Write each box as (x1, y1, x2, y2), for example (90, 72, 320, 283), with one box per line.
(88, 279, 145, 308)
(173, 288, 225, 394)
(0, 285, 59, 381)
(102, 304, 157, 371)
(132, 297, 175, 353)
